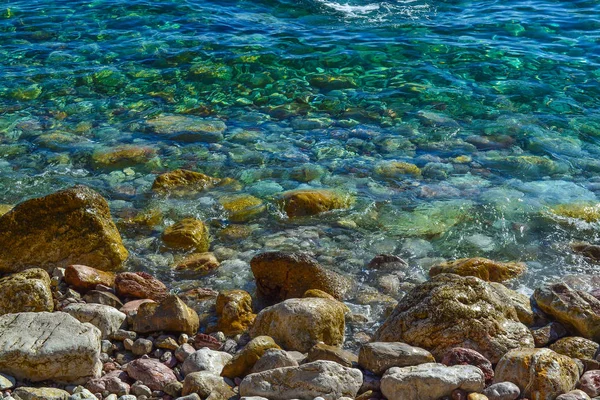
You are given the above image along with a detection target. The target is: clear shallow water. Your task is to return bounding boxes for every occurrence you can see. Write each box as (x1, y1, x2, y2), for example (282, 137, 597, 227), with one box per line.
(2, 0, 600, 320)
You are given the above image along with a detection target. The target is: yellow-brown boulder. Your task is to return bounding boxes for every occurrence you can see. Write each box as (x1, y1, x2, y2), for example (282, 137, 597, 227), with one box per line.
(0, 186, 128, 273)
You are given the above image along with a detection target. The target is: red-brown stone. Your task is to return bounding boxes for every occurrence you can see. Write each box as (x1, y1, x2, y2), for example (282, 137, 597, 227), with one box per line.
(65, 264, 116, 292)
(115, 272, 168, 301)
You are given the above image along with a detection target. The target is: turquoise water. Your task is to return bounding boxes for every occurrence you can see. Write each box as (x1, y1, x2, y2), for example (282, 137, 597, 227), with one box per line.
(2, 0, 600, 319)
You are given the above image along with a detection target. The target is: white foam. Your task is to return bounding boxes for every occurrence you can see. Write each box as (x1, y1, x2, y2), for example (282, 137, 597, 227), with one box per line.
(313, 0, 432, 21)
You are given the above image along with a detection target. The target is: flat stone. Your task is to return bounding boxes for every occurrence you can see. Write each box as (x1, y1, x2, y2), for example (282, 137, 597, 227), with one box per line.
(0, 185, 128, 273)
(145, 114, 226, 143)
(0, 312, 101, 383)
(380, 363, 485, 400)
(358, 342, 435, 375)
(0, 268, 53, 315)
(63, 303, 126, 339)
(65, 264, 115, 292)
(239, 360, 362, 400)
(250, 297, 346, 353)
(12, 387, 70, 400)
(126, 358, 178, 391)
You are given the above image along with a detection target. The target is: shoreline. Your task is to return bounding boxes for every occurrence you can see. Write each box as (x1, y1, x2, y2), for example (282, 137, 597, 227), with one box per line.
(0, 186, 599, 400)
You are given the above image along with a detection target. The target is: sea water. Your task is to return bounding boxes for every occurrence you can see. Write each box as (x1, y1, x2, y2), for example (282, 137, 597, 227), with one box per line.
(1, 0, 600, 330)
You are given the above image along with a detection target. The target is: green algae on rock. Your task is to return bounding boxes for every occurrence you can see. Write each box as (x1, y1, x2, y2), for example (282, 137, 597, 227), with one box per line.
(0, 186, 128, 273)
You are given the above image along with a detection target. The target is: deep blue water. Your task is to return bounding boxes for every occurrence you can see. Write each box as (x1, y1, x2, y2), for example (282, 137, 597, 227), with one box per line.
(1, 0, 600, 325)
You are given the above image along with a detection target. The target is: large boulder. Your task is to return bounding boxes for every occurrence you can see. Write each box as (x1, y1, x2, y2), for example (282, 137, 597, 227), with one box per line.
(250, 251, 351, 303)
(380, 363, 485, 400)
(239, 360, 362, 400)
(0, 312, 101, 383)
(250, 297, 346, 353)
(373, 274, 534, 363)
(429, 257, 526, 282)
(494, 348, 580, 399)
(358, 342, 435, 375)
(0, 268, 53, 315)
(534, 283, 600, 341)
(63, 303, 126, 339)
(133, 294, 199, 335)
(0, 186, 128, 273)
(279, 189, 352, 218)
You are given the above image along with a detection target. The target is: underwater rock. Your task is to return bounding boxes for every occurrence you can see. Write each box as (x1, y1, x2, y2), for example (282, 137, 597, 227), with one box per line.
(162, 218, 210, 252)
(152, 169, 221, 195)
(279, 189, 352, 218)
(429, 257, 526, 282)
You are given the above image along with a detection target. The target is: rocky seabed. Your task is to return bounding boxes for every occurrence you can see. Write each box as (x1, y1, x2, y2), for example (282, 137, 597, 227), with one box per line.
(1, 185, 600, 400)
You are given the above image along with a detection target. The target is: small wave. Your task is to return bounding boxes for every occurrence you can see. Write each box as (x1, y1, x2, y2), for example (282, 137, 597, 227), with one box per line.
(313, 0, 432, 21)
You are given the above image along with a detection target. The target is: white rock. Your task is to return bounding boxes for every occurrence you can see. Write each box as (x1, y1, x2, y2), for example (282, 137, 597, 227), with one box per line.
(239, 360, 362, 400)
(182, 348, 233, 376)
(483, 381, 521, 400)
(63, 303, 126, 339)
(0, 312, 101, 384)
(381, 363, 485, 400)
(0, 372, 15, 389)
